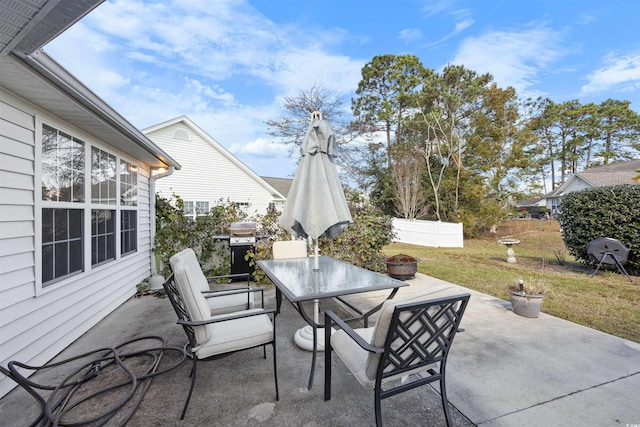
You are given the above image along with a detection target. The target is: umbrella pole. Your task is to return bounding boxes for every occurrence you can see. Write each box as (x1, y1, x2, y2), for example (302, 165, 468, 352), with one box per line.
(313, 239, 319, 324)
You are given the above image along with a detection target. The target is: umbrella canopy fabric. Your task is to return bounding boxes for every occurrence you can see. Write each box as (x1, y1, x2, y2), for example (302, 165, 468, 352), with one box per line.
(279, 115, 352, 241)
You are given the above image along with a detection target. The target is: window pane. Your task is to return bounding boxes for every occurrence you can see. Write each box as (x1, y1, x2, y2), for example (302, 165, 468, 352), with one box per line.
(121, 210, 137, 255)
(91, 209, 115, 266)
(42, 208, 84, 285)
(55, 242, 68, 278)
(69, 239, 83, 272)
(54, 209, 68, 241)
(120, 160, 138, 206)
(42, 209, 54, 243)
(42, 245, 53, 283)
(69, 210, 82, 239)
(91, 147, 116, 205)
(41, 125, 84, 202)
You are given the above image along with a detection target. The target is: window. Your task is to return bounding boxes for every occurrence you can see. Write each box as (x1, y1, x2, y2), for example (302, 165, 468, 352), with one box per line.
(41, 123, 139, 287)
(195, 201, 209, 215)
(42, 124, 85, 202)
(121, 210, 137, 255)
(92, 210, 115, 265)
(183, 201, 194, 218)
(91, 147, 116, 204)
(42, 208, 83, 284)
(183, 200, 209, 219)
(120, 160, 137, 206)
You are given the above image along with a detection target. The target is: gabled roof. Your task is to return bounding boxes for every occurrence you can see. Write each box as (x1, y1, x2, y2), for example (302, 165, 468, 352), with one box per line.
(0, 0, 180, 170)
(545, 159, 640, 198)
(576, 159, 640, 187)
(142, 116, 285, 200)
(262, 176, 293, 198)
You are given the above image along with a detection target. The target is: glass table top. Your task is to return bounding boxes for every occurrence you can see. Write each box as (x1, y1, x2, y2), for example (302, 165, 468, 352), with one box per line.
(257, 256, 407, 302)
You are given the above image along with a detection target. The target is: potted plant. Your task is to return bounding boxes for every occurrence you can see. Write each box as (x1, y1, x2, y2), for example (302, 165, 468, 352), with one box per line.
(508, 278, 547, 318)
(385, 254, 420, 280)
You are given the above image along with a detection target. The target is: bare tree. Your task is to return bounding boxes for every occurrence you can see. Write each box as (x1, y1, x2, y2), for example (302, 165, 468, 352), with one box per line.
(391, 144, 427, 219)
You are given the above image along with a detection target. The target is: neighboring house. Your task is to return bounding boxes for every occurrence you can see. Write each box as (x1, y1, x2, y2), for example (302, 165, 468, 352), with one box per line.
(262, 176, 293, 198)
(143, 116, 286, 218)
(544, 159, 640, 214)
(0, 1, 180, 398)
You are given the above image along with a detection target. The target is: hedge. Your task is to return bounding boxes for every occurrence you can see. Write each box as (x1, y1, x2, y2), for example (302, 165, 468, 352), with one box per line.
(558, 184, 639, 275)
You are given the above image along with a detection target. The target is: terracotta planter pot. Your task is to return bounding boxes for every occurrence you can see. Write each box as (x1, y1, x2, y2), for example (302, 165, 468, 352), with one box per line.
(386, 254, 419, 280)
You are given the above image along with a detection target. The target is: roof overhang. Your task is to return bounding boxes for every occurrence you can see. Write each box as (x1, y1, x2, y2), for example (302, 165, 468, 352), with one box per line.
(0, 0, 180, 170)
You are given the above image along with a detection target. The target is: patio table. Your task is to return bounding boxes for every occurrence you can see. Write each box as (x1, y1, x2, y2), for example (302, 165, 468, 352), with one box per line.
(257, 255, 407, 389)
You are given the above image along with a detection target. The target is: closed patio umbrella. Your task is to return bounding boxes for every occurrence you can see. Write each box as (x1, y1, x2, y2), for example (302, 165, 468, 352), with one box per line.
(278, 111, 352, 350)
(279, 111, 352, 263)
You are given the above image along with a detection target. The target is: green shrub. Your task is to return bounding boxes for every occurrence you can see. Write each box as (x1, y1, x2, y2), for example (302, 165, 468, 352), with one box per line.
(558, 185, 639, 275)
(155, 190, 396, 283)
(154, 194, 245, 277)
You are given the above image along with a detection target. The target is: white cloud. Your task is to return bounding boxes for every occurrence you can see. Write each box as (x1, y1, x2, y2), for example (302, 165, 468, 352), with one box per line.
(581, 51, 640, 94)
(451, 25, 566, 96)
(399, 28, 423, 43)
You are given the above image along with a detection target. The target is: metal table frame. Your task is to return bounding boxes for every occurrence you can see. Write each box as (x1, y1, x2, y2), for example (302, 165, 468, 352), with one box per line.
(257, 256, 407, 389)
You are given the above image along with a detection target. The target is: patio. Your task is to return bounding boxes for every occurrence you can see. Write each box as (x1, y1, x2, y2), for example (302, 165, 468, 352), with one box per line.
(1, 273, 638, 426)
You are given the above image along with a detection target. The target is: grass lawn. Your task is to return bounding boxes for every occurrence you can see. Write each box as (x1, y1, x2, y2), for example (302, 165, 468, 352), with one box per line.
(383, 219, 639, 343)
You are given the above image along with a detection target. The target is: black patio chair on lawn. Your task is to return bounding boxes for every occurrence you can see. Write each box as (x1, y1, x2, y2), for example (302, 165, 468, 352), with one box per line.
(587, 237, 633, 282)
(163, 255, 278, 420)
(324, 288, 470, 427)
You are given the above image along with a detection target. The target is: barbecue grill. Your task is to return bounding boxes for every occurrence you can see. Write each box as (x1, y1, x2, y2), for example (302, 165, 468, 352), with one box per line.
(229, 222, 257, 278)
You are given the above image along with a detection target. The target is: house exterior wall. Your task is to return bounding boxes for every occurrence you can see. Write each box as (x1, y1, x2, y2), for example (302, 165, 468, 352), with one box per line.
(147, 121, 281, 217)
(0, 88, 153, 397)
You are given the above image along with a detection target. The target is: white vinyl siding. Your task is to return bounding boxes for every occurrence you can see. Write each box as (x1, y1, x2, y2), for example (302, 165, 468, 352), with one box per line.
(148, 120, 284, 216)
(0, 88, 154, 398)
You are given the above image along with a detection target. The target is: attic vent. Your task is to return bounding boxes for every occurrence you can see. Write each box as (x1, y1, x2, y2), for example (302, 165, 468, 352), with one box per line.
(174, 129, 190, 141)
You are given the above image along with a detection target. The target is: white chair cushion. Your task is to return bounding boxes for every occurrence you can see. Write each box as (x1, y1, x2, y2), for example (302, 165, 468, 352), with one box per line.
(331, 327, 375, 387)
(195, 309, 274, 359)
(171, 248, 254, 316)
(273, 240, 307, 259)
(205, 291, 254, 316)
(170, 252, 213, 345)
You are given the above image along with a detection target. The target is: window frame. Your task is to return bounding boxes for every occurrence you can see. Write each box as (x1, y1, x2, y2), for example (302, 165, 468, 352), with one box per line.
(35, 117, 140, 294)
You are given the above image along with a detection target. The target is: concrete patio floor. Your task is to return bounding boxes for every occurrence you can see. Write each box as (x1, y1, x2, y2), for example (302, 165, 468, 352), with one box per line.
(1, 273, 639, 426)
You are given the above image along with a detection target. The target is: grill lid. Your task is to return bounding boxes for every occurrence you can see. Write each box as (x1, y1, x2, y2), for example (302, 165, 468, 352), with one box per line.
(229, 222, 257, 237)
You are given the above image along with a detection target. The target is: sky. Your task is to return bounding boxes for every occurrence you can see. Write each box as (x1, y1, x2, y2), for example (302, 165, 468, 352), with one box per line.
(45, 0, 640, 179)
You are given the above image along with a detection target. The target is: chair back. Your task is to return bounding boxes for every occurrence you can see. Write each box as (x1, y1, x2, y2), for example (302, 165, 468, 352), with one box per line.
(366, 291, 470, 382)
(162, 273, 198, 350)
(273, 240, 307, 259)
(168, 251, 213, 345)
(170, 248, 210, 292)
(587, 237, 630, 264)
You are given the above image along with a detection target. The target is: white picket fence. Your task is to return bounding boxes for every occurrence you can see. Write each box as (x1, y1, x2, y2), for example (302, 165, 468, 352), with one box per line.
(392, 218, 464, 248)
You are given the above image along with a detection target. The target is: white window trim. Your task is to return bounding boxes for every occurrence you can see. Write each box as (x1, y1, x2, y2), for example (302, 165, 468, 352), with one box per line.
(34, 116, 140, 296)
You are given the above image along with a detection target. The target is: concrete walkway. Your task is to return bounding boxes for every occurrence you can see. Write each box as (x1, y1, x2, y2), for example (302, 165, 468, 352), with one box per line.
(1, 273, 638, 426)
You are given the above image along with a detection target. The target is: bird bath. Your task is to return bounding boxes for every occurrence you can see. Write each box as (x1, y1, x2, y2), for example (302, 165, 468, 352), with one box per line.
(498, 239, 520, 263)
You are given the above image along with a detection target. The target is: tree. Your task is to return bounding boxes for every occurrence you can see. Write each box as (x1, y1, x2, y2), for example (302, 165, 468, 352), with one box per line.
(414, 64, 493, 220)
(351, 54, 430, 168)
(595, 99, 640, 164)
(265, 83, 350, 157)
(467, 84, 536, 199)
(391, 143, 427, 219)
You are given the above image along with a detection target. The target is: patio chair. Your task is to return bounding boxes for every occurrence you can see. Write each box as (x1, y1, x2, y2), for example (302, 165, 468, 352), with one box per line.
(587, 237, 633, 282)
(324, 287, 470, 427)
(164, 255, 278, 420)
(272, 240, 307, 259)
(169, 248, 257, 315)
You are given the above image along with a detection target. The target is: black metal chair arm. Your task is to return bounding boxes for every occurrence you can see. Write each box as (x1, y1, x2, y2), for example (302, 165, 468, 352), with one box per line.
(177, 308, 276, 327)
(201, 287, 263, 297)
(207, 273, 250, 283)
(325, 310, 384, 354)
